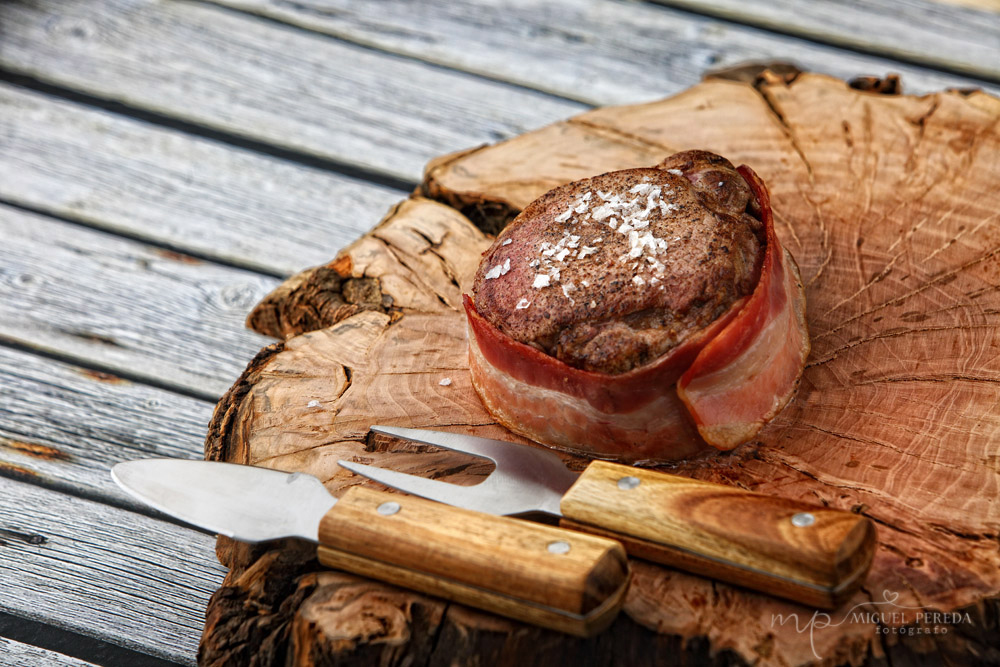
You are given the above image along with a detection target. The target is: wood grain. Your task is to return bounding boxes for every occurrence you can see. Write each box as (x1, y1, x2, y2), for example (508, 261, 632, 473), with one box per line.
(318, 485, 629, 636)
(0, 0, 583, 183)
(0, 84, 401, 277)
(205, 71, 1000, 665)
(0, 204, 278, 398)
(212, 0, 999, 107)
(0, 639, 99, 667)
(560, 461, 875, 609)
(0, 476, 225, 666)
(0, 345, 213, 505)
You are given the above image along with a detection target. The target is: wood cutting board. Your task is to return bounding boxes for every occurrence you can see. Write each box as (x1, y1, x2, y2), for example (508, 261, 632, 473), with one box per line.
(200, 67, 1000, 666)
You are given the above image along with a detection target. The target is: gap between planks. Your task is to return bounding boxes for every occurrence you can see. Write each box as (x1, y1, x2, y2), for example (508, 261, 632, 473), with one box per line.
(201, 0, 1000, 109)
(0, 622, 182, 667)
(642, 0, 1000, 83)
(0, 202, 280, 399)
(0, 0, 586, 183)
(0, 80, 408, 278)
(0, 70, 419, 195)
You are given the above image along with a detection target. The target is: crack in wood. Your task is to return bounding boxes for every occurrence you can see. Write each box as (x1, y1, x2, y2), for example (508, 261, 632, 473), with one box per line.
(756, 85, 814, 180)
(813, 244, 1000, 341)
(809, 323, 998, 368)
(566, 117, 675, 154)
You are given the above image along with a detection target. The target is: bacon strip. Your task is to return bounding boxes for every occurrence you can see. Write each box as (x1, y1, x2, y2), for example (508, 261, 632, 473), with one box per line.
(677, 166, 809, 448)
(465, 165, 809, 461)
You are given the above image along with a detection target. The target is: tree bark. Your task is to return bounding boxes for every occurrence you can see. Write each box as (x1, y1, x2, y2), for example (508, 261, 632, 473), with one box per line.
(201, 69, 1000, 666)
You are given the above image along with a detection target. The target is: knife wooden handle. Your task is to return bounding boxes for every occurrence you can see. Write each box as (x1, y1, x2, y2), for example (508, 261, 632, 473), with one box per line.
(559, 461, 875, 609)
(316, 485, 629, 636)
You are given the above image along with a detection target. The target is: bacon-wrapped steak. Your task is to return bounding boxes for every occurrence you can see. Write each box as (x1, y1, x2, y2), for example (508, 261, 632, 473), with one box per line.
(466, 151, 809, 463)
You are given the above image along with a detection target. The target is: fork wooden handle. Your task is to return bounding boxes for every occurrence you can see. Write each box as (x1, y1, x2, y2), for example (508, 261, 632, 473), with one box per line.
(559, 461, 876, 609)
(317, 485, 630, 636)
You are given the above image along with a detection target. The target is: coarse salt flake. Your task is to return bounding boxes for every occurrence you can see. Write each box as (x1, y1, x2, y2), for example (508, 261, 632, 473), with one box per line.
(307, 400, 320, 408)
(533, 274, 551, 288)
(501, 238, 512, 246)
(516, 298, 531, 309)
(592, 204, 615, 221)
(439, 377, 452, 386)
(633, 275, 645, 286)
(667, 168, 683, 176)
(484, 258, 511, 280)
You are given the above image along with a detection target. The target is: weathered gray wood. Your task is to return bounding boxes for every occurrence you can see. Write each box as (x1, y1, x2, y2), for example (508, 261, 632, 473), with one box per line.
(0, 638, 102, 667)
(0, 0, 583, 183)
(0, 204, 279, 399)
(647, 0, 1000, 80)
(212, 0, 998, 107)
(0, 85, 402, 277)
(0, 477, 225, 666)
(0, 638, 99, 667)
(0, 345, 213, 506)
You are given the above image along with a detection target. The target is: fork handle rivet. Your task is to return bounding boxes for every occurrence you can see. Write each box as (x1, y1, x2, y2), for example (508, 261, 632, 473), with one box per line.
(617, 476, 640, 490)
(547, 540, 571, 554)
(377, 501, 401, 516)
(791, 512, 815, 527)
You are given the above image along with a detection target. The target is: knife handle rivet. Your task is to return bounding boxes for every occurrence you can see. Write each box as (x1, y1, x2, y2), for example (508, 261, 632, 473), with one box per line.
(791, 512, 815, 527)
(617, 476, 641, 490)
(377, 501, 401, 516)
(547, 540, 571, 555)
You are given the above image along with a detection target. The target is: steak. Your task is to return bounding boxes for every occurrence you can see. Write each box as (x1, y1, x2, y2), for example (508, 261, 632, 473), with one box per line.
(472, 151, 764, 374)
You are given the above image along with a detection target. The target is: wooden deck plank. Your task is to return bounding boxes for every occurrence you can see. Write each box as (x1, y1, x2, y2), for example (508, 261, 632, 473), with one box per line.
(0, 0, 584, 183)
(0, 345, 213, 506)
(0, 638, 100, 667)
(0, 477, 224, 666)
(646, 0, 1000, 81)
(0, 85, 403, 277)
(0, 204, 278, 399)
(210, 0, 998, 107)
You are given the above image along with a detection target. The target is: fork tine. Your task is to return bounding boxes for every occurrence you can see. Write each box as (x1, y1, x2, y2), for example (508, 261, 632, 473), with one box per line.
(370, 425, 517, 463)
(338, 460, 504, 515)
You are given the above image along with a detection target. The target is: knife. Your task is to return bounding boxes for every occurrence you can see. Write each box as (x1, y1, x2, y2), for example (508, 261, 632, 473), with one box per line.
(111, 459, 630, 636)
(339, 426, 878, 609)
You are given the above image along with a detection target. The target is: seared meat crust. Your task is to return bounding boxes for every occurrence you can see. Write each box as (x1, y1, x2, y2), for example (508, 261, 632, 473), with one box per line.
(472, 151, 764, 374)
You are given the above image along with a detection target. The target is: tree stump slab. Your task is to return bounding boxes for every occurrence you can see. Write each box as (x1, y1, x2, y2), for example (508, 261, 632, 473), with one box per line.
(201, 71, 1000, 666)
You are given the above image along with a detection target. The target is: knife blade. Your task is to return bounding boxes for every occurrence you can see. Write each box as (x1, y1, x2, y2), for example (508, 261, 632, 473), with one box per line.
(111, 459, 629, 636)
(341, 426, 878, 609)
